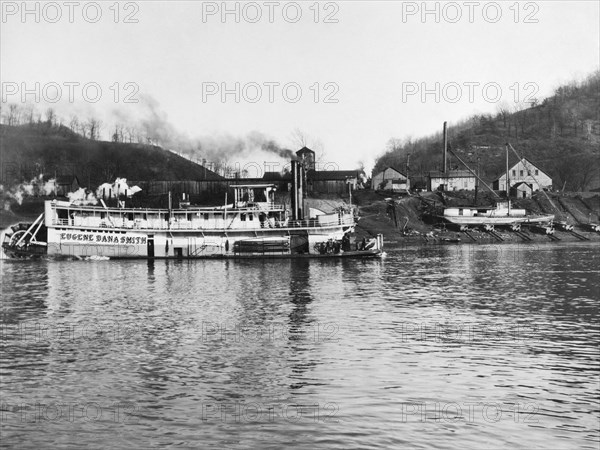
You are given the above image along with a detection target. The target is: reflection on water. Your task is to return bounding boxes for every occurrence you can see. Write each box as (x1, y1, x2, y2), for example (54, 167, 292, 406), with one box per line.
(1, 243, 598, 449)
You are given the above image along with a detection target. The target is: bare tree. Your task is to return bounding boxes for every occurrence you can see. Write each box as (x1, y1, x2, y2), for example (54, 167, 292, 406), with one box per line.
(24, 104, 35, 125)
(69, 115, 79, 134)
(79, 122, 88, 138)
(583, 120, 593, 141)
(386, 137, 403, 153)
(111, 124, 127, 143)
(125, 126, 137, 143)
(496, 102, 510, 129)
(511, 102, 528, 138)
(45, 108, 56, 126)
(87, 118, 102, 140)
(112, 126, 119, 142)
(3, 104, 22, 125)
(114, 124, 125, 142)
(135, 129, 145, 144)
(573, 155, 597, 191)
(565, 107, 579, 134)
(289, 128, 325, 163)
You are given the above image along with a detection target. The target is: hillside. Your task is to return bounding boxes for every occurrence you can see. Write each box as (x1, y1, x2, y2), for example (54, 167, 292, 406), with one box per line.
(375, 71, 600, 191)
(0, 123, 222, 188)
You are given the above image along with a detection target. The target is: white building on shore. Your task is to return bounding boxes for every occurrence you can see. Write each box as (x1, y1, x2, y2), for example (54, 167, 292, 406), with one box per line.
(493, 158, 553, 192)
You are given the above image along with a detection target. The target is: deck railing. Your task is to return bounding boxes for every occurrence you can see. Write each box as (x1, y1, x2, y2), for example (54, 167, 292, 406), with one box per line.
(52, 213, 355, 230)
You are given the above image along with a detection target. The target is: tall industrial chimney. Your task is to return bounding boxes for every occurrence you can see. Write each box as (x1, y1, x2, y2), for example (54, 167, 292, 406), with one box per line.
(291, 160, 299, 220)
(298, 162, 304, 220)
(443, 121, 448, 173)
(290, 160, 305, 221)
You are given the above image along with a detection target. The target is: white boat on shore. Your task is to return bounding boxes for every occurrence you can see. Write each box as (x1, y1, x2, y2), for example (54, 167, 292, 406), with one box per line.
(441, 201, 554, 229)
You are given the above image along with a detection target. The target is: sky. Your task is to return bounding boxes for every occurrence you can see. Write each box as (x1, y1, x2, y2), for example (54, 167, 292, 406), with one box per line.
(1, 1, 599, 175)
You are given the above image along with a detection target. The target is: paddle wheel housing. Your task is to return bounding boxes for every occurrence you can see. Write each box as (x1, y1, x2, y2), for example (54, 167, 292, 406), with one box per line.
(1, 214, 48, 258)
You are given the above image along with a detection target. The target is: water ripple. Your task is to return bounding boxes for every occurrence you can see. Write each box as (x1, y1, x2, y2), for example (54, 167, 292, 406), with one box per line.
(1, 243, 598, 449)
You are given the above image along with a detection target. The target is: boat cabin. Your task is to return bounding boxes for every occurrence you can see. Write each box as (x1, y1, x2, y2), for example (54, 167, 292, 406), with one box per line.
(232, 184, 276, 208)
(43, 182, 355, 233)
(444, 201, 526, 218)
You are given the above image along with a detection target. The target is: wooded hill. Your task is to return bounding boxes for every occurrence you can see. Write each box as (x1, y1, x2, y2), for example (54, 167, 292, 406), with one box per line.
(0, 123, 222, 188)
(374, 71, 600, 191)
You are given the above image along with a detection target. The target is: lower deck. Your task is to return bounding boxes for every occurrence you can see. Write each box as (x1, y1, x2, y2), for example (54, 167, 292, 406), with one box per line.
(44, 225, 371, 258)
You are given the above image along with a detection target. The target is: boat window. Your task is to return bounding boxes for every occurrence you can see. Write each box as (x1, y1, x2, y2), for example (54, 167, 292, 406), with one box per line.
(535, 170, 539, 175)
(101, 212, 106, 219)
(254, 189, 266, 202)
(512, 170, 516, 176)
(459, 209, 463, 216)
(520, 170, 523, 176)
(241, 213, 246, 221)
(249, 214, 254, 221)
(128, 213, 134, 220)
(204, 213, 209, 220)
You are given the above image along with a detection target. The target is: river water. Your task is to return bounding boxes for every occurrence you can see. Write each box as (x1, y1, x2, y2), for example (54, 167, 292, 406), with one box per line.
(1, 243, 598, 449)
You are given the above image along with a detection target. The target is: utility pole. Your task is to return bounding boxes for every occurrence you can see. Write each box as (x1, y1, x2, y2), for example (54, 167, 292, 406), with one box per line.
(406, 153, 411, 191)
(442, 122, 448, 174)
(505, 144, 511, 215)
(474, 155, 480, 205)
(347, 178, 352, 206)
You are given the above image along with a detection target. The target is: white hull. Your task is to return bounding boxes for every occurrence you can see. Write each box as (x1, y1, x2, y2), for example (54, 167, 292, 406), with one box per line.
(441, 202, 554, 227)
(44, 225, 358, 258)
(443, 214, 555, 226)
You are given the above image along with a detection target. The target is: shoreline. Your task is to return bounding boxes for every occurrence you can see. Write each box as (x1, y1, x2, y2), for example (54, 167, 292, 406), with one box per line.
(379, 229, 600, 247)
(3, 216, 598, 254)
(0, 190, 600, 253)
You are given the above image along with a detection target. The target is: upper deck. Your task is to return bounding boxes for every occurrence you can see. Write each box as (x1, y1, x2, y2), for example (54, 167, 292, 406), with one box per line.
(44, 183, 355, 232)
(45, 200, 355, 231)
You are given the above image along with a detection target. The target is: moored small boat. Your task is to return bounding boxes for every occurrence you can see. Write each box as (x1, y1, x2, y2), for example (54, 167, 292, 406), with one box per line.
(440, 201, 554, 228)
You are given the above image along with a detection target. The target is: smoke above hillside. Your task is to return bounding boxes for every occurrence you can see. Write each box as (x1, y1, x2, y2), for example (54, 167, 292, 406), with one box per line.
(112, 95, 296, 173)
(3, 95, 310, 176)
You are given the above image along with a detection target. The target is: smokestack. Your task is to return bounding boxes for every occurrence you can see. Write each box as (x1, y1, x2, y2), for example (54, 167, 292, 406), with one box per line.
(443, 121, 448, 174)
(290, 160, 305, 221)
(291, 160, 298, 220)
(297, 161, 304, 220)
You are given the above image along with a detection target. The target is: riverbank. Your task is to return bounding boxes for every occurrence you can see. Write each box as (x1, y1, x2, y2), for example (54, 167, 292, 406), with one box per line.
(352, 189, 600, 246)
